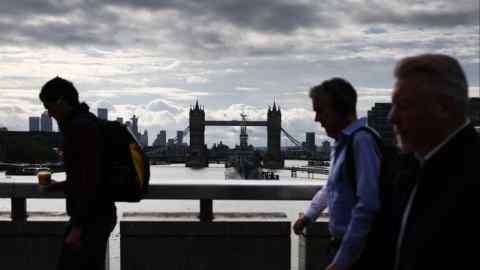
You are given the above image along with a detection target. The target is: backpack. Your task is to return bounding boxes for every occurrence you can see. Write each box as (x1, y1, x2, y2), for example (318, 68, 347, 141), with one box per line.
(344, 126, 400, 197)
(343, 126, 402, 268)
(98, 120, 150, 202)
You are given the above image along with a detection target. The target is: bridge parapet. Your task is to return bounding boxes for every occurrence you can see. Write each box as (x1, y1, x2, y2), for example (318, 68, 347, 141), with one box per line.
(0, 180, 322, 270)
(0, 180, 322, 221)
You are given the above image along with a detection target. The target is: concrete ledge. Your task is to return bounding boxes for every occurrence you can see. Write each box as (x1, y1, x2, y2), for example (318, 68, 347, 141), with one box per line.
(0, 182, 13, 197)
(121, 212, 291, 270)
(0, 182, 323, 200)
(298, 220, 331, 270)
(0, 212, 67, 270)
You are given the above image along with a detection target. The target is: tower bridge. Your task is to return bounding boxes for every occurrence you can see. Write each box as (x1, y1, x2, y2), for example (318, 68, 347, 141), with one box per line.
(187, 101, 283, 169)
(146, 101, 324, 166)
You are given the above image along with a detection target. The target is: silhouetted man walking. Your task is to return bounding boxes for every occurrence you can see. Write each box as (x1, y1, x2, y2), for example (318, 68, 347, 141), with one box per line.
(293, 78, 382, 270)
(40, 77, 116, 270)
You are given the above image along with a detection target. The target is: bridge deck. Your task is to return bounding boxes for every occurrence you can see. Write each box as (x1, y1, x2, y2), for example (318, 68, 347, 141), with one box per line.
(204, 120, 267, 126)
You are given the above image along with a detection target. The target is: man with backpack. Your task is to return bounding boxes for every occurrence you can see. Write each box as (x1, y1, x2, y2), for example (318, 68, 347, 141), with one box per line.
(293, 78, 382, 270)
(39, 77, 116, 270)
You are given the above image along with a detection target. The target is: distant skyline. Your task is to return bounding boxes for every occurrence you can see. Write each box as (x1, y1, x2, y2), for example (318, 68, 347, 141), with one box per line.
(0, 0, 478, 146)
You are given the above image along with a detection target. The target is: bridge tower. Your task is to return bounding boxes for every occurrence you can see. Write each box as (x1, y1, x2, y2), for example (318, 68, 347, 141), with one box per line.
(186, 101, 208, 167)
(264, 101, 284, 169)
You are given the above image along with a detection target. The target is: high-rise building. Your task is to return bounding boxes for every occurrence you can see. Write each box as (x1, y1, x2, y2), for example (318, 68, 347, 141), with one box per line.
(141, 130, 149, 147)
(98, 108, 108, 120)
(367, 103, 394, 146)
(305, 132, 316, 151)
(153, 130, 167, 146)
(40, 111, 53, 132)
(320, 141, 332, 155)
(469, 97, 480, 127)
(29, 117, 40, 131)
(177, 130, 184, 145)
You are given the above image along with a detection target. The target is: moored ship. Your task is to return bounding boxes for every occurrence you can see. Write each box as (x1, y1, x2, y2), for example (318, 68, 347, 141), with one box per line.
(225, 113, 278, 180)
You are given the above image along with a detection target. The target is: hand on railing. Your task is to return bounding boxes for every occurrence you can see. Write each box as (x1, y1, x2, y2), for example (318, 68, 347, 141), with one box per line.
(293, 212, 310, 236)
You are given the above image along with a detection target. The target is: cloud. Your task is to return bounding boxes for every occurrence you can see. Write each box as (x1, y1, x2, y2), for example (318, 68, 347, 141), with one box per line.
(364, 26, 387, 34)
(160, 60, 181, 71)
(146, 99, 182, 113)
(207, 104, 266, 121)
(186, 76, 209, 84)
(0, 98, 45, 131)
(470, 87, 480, 97)
(0, 105, 28, 115)
(92, 100, 113, 110)
(81, 88, 209, 101)
(105, 0, 332, 33)
(346, 0, 479, 27)
(0, 0, 477, 61)
(235, 87, 260, 92)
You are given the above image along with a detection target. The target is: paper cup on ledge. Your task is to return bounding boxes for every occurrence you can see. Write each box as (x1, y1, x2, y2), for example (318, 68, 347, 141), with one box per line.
(37, 171, 52, 185)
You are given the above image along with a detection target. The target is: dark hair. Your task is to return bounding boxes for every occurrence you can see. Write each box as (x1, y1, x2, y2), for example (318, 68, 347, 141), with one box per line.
(309, 78, 357, 117)
(395, 54, 468, 116)
(39, 76, 80, 107)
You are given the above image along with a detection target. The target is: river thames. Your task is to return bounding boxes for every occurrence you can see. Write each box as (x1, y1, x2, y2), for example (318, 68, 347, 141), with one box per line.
(1, 160, 327, 270)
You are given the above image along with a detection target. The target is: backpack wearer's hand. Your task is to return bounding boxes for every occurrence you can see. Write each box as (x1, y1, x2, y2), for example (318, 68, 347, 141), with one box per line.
(293, 216, 310, 235)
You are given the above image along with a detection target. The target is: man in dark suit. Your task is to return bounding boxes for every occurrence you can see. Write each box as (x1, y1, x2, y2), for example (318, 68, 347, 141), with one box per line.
(388, 54, 478, 270)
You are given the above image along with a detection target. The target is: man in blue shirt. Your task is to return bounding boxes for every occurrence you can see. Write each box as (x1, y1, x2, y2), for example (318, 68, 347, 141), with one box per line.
(293, 78, 381, 270)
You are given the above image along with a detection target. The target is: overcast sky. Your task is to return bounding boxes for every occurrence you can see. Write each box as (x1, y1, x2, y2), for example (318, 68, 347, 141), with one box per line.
(0, 0, 479, 147)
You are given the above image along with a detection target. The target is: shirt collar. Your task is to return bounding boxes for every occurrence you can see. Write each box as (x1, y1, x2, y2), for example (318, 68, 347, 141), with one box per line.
(334, 117, 368, 146)
(342, 117, 368, 136)
(416, 119, 470, 166)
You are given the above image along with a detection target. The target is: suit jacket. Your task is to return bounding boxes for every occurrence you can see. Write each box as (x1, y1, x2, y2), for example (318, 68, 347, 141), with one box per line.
(394, 124, 479, 270)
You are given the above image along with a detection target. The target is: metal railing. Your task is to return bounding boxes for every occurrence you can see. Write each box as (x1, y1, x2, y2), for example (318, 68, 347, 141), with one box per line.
(0, 180, 322, 222)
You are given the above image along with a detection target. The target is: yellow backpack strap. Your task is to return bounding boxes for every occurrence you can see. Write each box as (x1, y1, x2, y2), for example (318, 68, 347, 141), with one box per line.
(129, 143, 145, 188)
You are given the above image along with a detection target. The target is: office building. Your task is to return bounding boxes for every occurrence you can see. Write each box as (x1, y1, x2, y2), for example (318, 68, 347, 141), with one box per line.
(470, 97, 480, 127)
(29, 117, 40, 132)
(320, 141, 332, 155)
(40, 111, 53, 132)
(98, 108, 108, 120)
(367, 103, 394, 146)
(153, 130, 167, 146)
(305, 132, 316, 151)
(177, 130, 184, 144)
(141, 130, 149, 147)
